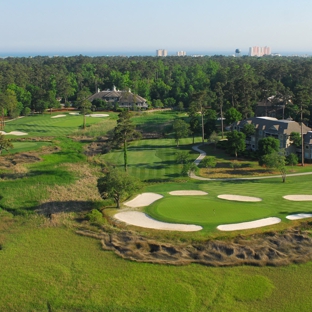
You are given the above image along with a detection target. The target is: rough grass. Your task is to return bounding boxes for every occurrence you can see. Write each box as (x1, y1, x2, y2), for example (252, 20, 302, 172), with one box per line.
(1, 223, 312, 311)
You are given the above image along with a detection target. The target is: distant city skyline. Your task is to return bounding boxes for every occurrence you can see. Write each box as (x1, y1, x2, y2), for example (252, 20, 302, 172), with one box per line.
(1, 0, 312, 56)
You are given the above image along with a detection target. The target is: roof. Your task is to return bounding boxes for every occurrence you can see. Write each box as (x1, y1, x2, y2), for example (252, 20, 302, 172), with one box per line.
(234, 117, 311, 135)
(88, 89, 147, 104)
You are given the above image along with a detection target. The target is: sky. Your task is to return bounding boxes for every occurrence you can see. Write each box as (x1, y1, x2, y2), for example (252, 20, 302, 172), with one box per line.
(1, 0, 312, 56)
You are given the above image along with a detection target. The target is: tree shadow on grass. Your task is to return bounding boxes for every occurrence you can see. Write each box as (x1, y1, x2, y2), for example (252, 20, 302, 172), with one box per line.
(1, 200, 97, 217)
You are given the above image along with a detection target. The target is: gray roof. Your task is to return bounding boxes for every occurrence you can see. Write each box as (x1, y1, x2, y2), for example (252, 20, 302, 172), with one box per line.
(88, 90, 147, 104)
(234, 117, 310, 135)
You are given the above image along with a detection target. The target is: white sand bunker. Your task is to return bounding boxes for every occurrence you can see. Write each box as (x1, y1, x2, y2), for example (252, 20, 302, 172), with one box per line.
(0, 130, 28, 136)
(86, 114, 109, 117)
(69, 112, 80, 115)
(286, 213, 312, 220)
(169, 190, 208, 196)
(283, 195, 312, 201)
(115, 211, 202, 232)
(218, 194, 262, 202)
(51, 114, 66, 118)
(217, 217, 281, 231)
(124, 192, 163, 208)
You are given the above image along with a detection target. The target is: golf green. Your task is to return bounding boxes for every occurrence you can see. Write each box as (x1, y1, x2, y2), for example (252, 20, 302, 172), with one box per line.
(146, 196, 272, 227)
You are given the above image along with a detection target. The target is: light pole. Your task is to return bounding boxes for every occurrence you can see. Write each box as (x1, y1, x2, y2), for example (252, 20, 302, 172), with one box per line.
(301, 104, 304, 166)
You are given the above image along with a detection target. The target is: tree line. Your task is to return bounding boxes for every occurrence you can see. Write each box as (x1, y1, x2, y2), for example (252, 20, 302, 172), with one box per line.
(1, 55, 312, 124)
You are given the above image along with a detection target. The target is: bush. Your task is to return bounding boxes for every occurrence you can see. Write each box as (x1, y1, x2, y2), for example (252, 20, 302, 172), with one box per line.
(216, 140, 228, 150)
(86, 209, 104, 224)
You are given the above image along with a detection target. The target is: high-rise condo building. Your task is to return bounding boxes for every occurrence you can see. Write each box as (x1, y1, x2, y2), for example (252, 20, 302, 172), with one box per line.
(249, 46, 271, 57)
(176, 51, 186, 56)
(156, 49, 167, 57)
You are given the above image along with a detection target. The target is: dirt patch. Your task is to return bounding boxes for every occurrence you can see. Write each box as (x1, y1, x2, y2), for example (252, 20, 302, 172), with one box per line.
(77, 224, 312, 266)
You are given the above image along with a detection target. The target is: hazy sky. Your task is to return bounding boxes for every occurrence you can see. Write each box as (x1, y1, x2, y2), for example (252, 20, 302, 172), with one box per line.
(1, 0, 312, 55)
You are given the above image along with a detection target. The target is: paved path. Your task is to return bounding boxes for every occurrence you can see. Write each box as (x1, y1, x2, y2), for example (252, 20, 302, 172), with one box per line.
(189, 144, 312, 181)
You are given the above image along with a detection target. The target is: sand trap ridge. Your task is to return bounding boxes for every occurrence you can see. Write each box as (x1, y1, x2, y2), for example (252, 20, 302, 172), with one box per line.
(85, 114, 109, 117)
(217, 217, 281, 231)
(51, 114, 66, 118)
(124, 192, 163, 207)
(218, 194, 262, 202)
(0, 131, 28, 136)
(115, 211, 202, 232)
(169, 190, 208, 196)
(286, 213, 312, 220)
(283, 195, 312, 201)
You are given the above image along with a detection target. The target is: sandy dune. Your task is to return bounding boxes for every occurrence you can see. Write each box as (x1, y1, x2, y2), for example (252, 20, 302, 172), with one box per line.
(217, 217, 281, 231)
(283, 195, 312, 201)
(124, 193, 163, 207)
(114, 211, 202, 232)
(169, 190, 208, 196)
(286, 213, 312, 220)
(85, 114, 109, 117)
(51, 114, 66, 118)
(218, 194, 262, 202)
(0, 131, 28, 136)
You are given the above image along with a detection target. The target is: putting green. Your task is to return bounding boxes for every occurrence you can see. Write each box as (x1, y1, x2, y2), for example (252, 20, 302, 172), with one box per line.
(145, 196, 272, 228)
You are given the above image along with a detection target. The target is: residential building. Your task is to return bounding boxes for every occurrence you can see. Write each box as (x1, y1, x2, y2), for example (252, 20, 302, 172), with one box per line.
(232, 117, 310, 155)
(156, 49, 167, 57)
(88, 86, 148, 110)
(249, 46, 271, 57)
(176, 51, 186, 56)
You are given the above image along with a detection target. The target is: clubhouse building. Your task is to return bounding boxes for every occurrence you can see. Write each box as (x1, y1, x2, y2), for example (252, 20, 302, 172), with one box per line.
(88, 86, 148, 110)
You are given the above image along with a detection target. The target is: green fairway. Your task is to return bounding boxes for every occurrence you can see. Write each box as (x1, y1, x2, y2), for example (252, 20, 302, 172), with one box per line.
(102, 138, 199, 181)
(4, 113, 115, 137)
(3, 141, 52, 154)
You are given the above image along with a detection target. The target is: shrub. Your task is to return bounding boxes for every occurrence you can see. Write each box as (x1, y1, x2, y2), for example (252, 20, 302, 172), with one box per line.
(86, 209, 104, 224)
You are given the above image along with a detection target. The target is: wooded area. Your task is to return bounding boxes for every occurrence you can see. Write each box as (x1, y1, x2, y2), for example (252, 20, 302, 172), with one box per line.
(0, 55, 312, 125)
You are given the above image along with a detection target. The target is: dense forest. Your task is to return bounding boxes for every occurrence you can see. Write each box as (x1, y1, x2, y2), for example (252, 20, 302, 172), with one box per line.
(0, 55, 312, 125)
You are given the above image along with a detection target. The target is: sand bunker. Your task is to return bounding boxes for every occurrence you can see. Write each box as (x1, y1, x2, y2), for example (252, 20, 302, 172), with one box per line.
(169, 190, 208, 196)
(217, 217, 281, 231)
(51, 114, 66, 118)
(0, 131, 28, 136)
(218, 194, 262, 202)
(286, 213, 312, 220)
(69, 112, 80, 115)
(124, 192, 163, 207)
(283, 195, 312, 201)
(86, 114, 109, 117)
(114, 211, 202, 232)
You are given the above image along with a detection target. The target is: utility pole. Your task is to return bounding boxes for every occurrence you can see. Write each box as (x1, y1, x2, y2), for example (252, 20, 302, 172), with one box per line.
(301, 104, 304, 166)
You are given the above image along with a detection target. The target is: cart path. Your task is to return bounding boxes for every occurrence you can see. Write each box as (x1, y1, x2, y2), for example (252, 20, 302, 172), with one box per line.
(190, 144, 312, 181)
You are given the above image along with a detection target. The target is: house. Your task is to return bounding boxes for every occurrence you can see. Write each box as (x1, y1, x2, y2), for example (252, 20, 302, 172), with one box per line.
(232, 117, 311, 155)
(88, 86, 148, 110)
